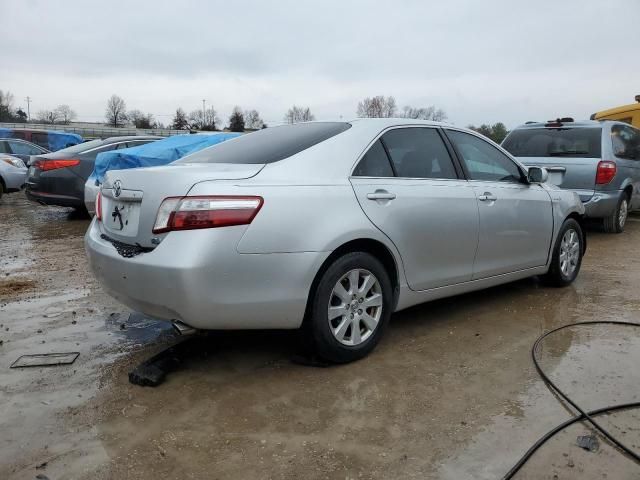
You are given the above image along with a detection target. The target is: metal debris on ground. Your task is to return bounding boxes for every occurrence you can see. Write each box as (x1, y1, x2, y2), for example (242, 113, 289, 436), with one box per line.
(576, 434, 599, 452)
(10, 352, 79, 368)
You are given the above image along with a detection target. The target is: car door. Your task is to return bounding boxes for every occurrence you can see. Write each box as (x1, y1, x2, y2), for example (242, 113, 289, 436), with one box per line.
(350, 127, 479, 291)
(445, 129, 554, 279)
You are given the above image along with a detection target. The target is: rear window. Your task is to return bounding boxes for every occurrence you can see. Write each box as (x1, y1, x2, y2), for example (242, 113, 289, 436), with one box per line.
(53, 139, 105, 155)
(177, 122, 351, 164)
(502, 128, 602, 158)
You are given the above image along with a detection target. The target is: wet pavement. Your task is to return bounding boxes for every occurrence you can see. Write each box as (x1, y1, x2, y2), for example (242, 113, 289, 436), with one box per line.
(1, 193, 639, 479)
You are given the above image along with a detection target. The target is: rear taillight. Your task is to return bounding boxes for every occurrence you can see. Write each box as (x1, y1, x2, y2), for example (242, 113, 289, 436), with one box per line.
(596, 160, 616, 185)
(33, 159, 80, 171)
(96, 191, 102, 221)
(152, 196, 264, 234)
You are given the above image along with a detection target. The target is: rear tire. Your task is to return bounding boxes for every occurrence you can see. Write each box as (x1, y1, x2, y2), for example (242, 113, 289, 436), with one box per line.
(603, 193, 629, 233)
(304, 252, 393, 363)
(543, 218, 584, 287)
(0, 179, 4, 199)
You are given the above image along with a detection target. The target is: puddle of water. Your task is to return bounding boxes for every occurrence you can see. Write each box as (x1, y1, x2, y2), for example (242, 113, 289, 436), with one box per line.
(437, 324, 640, 479)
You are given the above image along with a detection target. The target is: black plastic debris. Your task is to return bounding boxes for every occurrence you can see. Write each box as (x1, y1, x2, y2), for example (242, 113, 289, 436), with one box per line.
(576, 434, 599, 452)
(129, 339, 199, 387)
(10, 352, 79, 368)
(290, 353, 332, 368)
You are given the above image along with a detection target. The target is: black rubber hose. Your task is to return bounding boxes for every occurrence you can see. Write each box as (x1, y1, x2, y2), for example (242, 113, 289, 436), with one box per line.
(503, 321, 640, 479)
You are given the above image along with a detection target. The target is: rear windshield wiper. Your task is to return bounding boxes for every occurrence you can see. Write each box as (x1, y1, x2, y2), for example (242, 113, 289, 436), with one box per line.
(548, 150, 589, 156)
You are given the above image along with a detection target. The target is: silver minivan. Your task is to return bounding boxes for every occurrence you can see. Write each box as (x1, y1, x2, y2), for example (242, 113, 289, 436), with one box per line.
(502, 119, 640, 233)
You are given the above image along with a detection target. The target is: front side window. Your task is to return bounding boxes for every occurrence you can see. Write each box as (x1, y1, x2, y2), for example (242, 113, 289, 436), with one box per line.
(352, 139, 394, 177)
(611, 124, 640, 160)
(447, 130, 523, 182)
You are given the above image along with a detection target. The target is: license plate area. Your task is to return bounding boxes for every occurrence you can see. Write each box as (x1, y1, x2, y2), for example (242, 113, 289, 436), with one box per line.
(102, 197, 141, 237)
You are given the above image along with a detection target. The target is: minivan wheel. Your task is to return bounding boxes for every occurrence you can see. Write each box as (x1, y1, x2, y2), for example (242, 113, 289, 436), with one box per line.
(603, 194, 629, 234)
(543, 218, 583, 287)
(305, 252, 393, 363)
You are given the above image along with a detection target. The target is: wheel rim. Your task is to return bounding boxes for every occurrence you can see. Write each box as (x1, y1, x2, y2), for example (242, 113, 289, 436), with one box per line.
(559, 229, 580, 277)
(327, 268, 383, 346)
(619, 199, 628, 228)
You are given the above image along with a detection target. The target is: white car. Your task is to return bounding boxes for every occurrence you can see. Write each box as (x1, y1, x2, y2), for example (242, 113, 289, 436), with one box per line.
(0, 154, 27, 198)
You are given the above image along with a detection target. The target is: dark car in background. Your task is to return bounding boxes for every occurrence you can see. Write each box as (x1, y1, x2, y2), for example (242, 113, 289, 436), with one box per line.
(26, 135, 161, 212)
(0, 128, 83, 151)
(0, 138, 50, 164)
(502, 119, 640, 233)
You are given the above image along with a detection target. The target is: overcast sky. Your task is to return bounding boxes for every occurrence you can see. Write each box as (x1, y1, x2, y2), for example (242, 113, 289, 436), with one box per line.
(1, 0, 638, 128)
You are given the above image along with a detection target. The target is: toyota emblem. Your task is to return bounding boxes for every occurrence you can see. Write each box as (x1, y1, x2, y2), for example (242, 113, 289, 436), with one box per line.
(113, 180, 122, 198)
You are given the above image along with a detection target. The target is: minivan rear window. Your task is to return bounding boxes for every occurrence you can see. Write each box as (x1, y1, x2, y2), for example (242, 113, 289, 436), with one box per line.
(502, 128, 602, 158)
(176, 122, 351, 164)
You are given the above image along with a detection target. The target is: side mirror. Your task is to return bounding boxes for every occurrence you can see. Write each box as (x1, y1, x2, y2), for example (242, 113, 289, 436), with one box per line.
(527, 166, 548, 184)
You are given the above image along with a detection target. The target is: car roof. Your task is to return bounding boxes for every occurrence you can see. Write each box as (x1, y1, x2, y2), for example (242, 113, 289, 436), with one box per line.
(348, 117, 451, 128)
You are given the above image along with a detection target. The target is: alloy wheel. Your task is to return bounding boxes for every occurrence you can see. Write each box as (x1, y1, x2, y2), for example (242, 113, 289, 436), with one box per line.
(559, 229, 580, 277)
(327, 268, 383, 346)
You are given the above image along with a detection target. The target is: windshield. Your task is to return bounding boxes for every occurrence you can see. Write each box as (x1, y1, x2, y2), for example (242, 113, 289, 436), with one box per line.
(176, 122, 351, 164)
(502, 127, 602, 158)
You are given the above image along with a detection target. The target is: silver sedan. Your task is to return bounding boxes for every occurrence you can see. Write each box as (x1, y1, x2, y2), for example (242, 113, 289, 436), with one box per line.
(85, 119, 586, 363)
(0, 154, 27, 198)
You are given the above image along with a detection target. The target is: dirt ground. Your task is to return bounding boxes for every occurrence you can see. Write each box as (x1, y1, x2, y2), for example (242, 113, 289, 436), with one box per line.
(1, 193, 640, 480)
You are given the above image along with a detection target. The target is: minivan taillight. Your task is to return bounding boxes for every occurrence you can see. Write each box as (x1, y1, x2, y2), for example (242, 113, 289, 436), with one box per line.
(152, 196, 264, 234)
(33, 159, 80, 171)
(596, 161, 616, 185)
(96, 191, 102, 221)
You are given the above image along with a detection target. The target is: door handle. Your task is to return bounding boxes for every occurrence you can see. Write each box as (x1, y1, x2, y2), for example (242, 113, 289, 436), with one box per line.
(546, 166, 566, 173)
(478, 192, 497, 202)
(367, 190, 396, 201)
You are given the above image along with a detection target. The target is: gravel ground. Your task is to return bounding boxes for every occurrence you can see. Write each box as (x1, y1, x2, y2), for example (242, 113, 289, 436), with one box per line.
(1, 193, 639, 479)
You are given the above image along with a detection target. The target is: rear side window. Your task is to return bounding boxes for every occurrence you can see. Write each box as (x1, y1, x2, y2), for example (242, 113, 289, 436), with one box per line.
(381, 128, 457, 179)
(353, 140, 394, 177)
(611, 124, 640, 160)
(8, 141, 42, 155)
(502, 127, 602, 158)
(177, 122, 351, 165)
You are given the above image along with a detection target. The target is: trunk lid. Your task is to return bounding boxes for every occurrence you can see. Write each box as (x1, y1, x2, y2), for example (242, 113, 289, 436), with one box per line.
(100, 163, 264, 247)
(517, 156, 599, 202)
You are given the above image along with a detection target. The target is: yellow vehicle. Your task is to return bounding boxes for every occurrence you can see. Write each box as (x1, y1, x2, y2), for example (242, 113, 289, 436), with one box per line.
(591, 95, 640, 127)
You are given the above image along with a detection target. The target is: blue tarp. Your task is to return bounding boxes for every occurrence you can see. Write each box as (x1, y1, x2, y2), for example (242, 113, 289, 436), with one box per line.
(90, 133, 241, 184)
(0, 128, 83, 151)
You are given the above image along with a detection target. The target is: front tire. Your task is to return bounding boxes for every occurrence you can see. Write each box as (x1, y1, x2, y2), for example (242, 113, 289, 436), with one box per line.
(543, 218, 584, 287)
(603, 194, 629, 233)
(304, 252, 393, 363)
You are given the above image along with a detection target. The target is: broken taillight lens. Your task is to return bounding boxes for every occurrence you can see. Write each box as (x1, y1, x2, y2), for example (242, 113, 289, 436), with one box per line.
(152, 196, 264, 234)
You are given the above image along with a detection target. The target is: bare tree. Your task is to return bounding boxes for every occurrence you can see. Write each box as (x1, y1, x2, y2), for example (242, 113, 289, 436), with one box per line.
(400, 105, 447, 122)
(244, 109, 264, 129)
(284, 105, 315, 124)
(128, 109, 155, 129)
(36, 109, 60, 124)
(55, 105, 76, 124)
(105, 95, 128, 127)
(0, 90, 16, 122)
(188, 107, 219, 131)
(356, 96, 397, 118)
